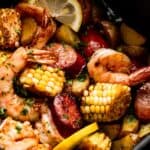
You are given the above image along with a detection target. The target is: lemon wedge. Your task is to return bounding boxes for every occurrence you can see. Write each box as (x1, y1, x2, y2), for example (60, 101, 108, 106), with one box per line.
(36, 0, 82, 32)
(53, 122, 99, 150)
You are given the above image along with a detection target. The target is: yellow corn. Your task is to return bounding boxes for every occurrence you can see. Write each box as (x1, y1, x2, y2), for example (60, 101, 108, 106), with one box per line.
(20, 65, 66, 97)
(0, 51, 11, 65)
(81, 83, 131, 122)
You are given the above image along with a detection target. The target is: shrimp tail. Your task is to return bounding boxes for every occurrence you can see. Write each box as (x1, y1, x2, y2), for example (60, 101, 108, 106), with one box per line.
(16, 3, 50, 27)
(129, 66, 150, 86)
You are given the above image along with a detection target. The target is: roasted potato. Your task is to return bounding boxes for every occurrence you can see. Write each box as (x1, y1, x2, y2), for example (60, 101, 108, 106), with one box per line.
(55, 25, 80, 47)
(101, 20, 119, 48)
(78, 132, 111, 150)
(71, 75, 90, 96)
(112, 133, 139, 150)
(101, 124, 121, 140)
(118, 45, 146, 57)
(120, 115, 139, 137)
(120, 23, 146, 46)
(21, 17, 37, 45)
(138, 123, 150, 138)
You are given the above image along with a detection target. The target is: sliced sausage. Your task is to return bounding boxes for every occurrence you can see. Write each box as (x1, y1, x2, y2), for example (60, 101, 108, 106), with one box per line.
(135, 81, 150, 122)
(46, 43, 85, 76)
(50, 93, 83, 137)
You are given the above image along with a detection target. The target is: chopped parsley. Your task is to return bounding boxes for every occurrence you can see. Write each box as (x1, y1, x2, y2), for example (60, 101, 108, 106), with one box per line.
(62, 114, 69, 120)
(27, 49, 33, 55)
(0, 108, 6, 117)
(77, 73, 87, 82)
(15, 29, 21, 35)
(15, 125, 22, 133)
(21, 108, 28, 116)
(25, 98, 34, 107)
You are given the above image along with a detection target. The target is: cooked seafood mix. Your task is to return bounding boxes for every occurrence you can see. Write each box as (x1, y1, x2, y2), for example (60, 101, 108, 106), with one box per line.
(0, 0, 150, 150)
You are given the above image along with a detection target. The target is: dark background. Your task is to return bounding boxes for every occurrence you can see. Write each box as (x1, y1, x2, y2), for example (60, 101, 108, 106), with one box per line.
(105, 0, 150, 41)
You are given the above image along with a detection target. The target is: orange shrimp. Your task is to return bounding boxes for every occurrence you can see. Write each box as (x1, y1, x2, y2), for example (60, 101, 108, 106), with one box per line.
(87, 48, 150, 86)
(0, 47, 57, 121)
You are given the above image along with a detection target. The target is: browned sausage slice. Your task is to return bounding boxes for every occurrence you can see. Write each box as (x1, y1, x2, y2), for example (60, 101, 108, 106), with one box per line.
(50, 93, 83, 137)
(46, 43, 85, 76)
(135, 81, 150, 122)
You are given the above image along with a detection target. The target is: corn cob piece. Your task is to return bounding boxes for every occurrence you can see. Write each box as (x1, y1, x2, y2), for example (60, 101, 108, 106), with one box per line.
(20, 65, 66, 97)
(81, 83, 131, 122)
(0, 51, 11, 65)
(79, 132, 112, 150)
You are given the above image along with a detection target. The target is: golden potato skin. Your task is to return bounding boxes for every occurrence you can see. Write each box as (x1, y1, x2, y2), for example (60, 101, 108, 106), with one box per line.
(0, 8, 21, 49)
(21, 17, 37, 45)
(120, 23, 146, 46)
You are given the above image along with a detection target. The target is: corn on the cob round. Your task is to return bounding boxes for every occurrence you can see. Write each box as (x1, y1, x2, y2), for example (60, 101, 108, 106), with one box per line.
(20, 65, 66, 97)
(81, 83, 131, 122)
(79, 132, 111, 150)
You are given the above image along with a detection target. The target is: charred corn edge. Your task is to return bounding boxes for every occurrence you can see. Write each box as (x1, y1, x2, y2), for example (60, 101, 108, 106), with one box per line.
(53, 122, 99, 150)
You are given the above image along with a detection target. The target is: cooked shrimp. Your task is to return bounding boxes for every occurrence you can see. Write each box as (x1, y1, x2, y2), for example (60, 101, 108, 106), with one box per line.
(35, 105, 63, 147)
(0, 47, 57, 121)
(0, 117, 38, 150)
(16, 3, 50, 27)
(29, 144, 52, 150)
(88, 48, 150, 85)
(31, 18, 56, 49)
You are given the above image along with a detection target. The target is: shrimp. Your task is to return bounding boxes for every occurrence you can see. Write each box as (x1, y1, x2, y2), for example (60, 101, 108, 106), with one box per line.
(35, 105, 63, 147)
(0, 117, 38, 150)
(87, 48, 150, 86)
(0, 47, 57, 121)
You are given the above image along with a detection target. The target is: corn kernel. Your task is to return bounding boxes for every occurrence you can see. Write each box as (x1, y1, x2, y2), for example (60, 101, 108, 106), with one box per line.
(36, 84, 45, 92)
(105, 105, 110, 113)
(90, 105, 95, 113)
(100, 106, 105, 113)
(29, 69, 35, 74)
(48, 81, 54, 87)
(35, 69, 43, 75)
(93, 114, 98, 121)
(89, 85, 94, 91)
(47, 67, 54, 73)
(85, 96, 90, 104)
(95, 106, 100, 113)
(27, 73, 33, 78)
(34, 73, 42, 80)
(24, 77, 33, 85)
(32, 78, 39, 84)
(84, 90, 88, 96)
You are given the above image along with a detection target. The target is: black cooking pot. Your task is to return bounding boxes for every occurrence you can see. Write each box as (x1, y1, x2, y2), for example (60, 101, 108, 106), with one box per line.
(105, 0, 150, 40)
(0, 0, 150, 149)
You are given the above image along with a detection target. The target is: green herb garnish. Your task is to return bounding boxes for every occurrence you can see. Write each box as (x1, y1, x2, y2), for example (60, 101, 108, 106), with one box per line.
(0, 108, 6, 117)
(21, 108, 28, 116)
(15, 125, 22, 133)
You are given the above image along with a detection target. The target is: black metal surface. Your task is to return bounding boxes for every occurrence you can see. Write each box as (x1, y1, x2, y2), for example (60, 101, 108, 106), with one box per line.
(0, 0, 19, 7)
(104, 0, 150, 39)
(133, 135, 150, 150)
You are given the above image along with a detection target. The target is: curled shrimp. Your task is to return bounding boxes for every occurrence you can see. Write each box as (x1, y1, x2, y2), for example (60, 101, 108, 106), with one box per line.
(87, 48, 150, 86)
(0, 47, 57, 121)
(35, 105, 63, 147)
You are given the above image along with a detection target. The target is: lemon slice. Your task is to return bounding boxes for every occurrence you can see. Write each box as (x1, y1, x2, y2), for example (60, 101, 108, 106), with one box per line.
(53, 122, 99, 150)
(36, 0, 82, 32)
